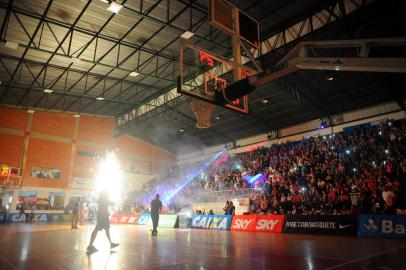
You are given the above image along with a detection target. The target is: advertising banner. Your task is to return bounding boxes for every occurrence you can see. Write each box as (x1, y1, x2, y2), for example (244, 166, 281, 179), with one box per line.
(230, 215, 257, 231)
(284, 215, 357, 235)
(7, 213, 50, 223)
(50, 214, 72, 223)
(71, 177, 95, 189)
(137, 213, 150, 225)
(110, 213, 139, 224)
(191, 215, 233, 230)
(254, 215, 285, 233)
(31, 167, 61, 180)
(178, 214, 192, 228)
(147, 215, 178, 228)
(230, 215, 285, 233)
(358, 215, 406, 238)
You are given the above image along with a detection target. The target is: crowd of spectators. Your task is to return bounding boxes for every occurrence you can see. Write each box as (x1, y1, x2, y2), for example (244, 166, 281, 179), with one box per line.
(138, 119, 406, 215)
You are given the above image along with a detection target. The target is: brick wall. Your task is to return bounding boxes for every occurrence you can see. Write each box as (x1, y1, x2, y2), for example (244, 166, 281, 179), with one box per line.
(0, 107, 176, 190)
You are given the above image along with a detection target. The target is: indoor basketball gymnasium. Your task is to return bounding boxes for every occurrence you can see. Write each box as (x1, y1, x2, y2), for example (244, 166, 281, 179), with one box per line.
(0, 0, 405, 269)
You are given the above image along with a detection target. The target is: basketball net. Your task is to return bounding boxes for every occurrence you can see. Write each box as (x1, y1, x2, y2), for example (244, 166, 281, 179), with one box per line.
(190, 101, 214, 128)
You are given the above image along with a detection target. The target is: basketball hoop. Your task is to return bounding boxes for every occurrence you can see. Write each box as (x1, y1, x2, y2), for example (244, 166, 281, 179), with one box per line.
(190, 101, 214, 128)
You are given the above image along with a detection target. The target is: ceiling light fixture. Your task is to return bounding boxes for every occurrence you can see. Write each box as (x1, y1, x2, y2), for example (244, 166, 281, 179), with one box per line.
(43, 88, 53, 94)
(129, 71, 140, 77)
(107, 1, 123, 13)
(96, 97, 105, 101)
(5, 41, 19, 49)
(180, 31, 194, 39)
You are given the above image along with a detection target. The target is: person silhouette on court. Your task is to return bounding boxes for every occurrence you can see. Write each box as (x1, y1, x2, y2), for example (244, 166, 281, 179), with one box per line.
(151, 194, 162, 236)
(86, 191, 119, 253)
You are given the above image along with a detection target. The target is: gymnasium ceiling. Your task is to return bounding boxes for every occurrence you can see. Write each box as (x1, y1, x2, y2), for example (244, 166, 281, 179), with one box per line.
(0, 0, 405, 153)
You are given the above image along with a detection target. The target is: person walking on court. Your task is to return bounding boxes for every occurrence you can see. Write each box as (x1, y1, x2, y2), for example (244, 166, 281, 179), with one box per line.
(86, 191, 119, 253)
(151, 194, 162, 236)
(71, 198, 80, 229)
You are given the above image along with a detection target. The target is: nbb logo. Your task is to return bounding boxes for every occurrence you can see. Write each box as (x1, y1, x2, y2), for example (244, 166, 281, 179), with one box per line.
(361, 215, 406, 238)
(382, 220, 405, 235)
(231, 215, 285, 233)
(192, 215, 232, 230)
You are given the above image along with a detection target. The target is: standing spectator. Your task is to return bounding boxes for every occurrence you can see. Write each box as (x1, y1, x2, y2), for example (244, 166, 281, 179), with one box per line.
(0, 200, 6, 223)
(227, 201, 235, 215)
(223, 201, 229, 215)
(71, 198, 80, 229)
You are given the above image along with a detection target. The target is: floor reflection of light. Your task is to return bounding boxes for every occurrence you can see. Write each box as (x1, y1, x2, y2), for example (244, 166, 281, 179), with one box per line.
(20, 235, 31, 261)
(87, 248, 120, 270)
(306, 256, 314, 270)
(303, 241, 314, 270)
(221, 246, 228, 258)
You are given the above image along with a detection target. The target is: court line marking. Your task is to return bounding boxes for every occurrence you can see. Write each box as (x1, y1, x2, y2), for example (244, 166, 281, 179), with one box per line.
(322, 244, 406, 270)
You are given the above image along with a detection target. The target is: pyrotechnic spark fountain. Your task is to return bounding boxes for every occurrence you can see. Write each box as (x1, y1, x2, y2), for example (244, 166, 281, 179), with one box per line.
(94, 152, 122, 202)
(162, 150, 226, 203)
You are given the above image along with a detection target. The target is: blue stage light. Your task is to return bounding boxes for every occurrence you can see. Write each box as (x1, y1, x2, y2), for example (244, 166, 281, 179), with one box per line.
(243, 173, 263, 187)
(162, 150, 226, 203)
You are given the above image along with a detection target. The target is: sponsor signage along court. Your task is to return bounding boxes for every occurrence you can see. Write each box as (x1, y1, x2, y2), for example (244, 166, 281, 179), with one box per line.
(137, 213, 150, 225)
(231, 215, 256, 231)
(147, 215, 179, 228)
(254, 215, 285, 233)
(110, 213, 139, 224)
(191, 215, 233, 230)
(358, 215, 406, 238)
(230, 215, 285, 233)
(7, 213, 50, 223)
(284, 215, 357, 235)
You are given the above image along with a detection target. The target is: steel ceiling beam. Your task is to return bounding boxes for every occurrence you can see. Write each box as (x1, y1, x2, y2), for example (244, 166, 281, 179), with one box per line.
(61, 0, 204, 112)
(124, 1, 229, 50)
(0, 53, 162, 91)
(81, 7, 213, 114)
(47, 0, 163, 111)
(0, 0, 54, 103)
(116, 0, 372, 127)
(0, 81, 151, 108)
(11, 0, 94, 107)
(0, 2, 209, 65)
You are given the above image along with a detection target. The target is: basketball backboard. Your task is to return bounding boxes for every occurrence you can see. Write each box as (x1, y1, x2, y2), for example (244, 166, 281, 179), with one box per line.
(209, 0, 260, 48)
(177, 39, 258, 114)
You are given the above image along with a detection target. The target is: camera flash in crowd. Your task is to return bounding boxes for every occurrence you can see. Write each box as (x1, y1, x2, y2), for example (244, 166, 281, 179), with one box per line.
(345, 149, 351, 154)
(385, 149, 389, 154)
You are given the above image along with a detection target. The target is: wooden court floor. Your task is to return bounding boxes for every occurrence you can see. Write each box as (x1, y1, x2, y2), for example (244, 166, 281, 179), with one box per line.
(0, 224, 405, 270)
